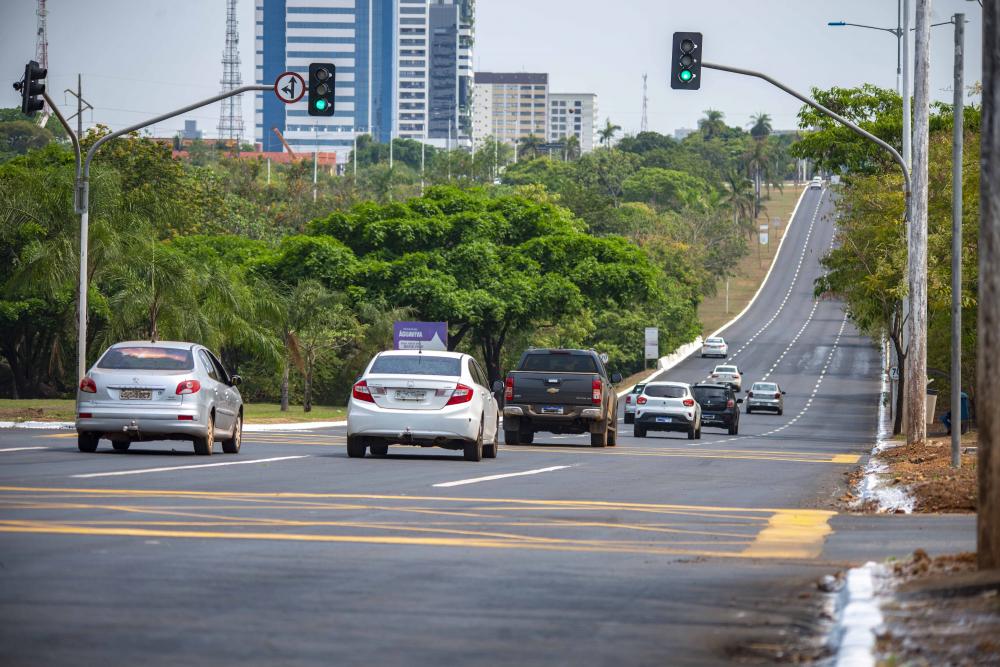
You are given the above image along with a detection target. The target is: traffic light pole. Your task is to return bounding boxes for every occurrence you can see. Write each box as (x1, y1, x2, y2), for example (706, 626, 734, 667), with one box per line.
(71, 83, 272, 382)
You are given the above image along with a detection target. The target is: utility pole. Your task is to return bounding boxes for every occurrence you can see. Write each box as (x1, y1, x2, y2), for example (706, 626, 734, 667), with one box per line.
(951, 12, 964, 468)
(905, 0, 931, 446)
(977, 0, 999, 571)
(903, 0, 912, 170)
(420, 140, 425, 195)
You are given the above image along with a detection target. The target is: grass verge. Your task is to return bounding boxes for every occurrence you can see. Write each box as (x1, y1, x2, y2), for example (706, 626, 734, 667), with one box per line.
(0, 399, 346, 424)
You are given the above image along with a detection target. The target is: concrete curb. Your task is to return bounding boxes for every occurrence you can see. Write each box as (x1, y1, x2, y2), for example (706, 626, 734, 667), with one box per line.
(0, 419, 347, 432)
(833, 562, 884, 667)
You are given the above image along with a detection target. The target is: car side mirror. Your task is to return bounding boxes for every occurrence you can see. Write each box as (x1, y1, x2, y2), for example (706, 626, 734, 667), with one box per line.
(736, 398, 743, 404)
(492, 380, 504, 392)
(230, 374, 242, 387)
(782, 391, 787, 395)
(611, 373, 623, 384)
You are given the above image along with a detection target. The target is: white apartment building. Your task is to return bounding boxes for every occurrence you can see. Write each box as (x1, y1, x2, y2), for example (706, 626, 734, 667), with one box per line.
(472, 72, 548, 148)
(547, 93, 598, 153)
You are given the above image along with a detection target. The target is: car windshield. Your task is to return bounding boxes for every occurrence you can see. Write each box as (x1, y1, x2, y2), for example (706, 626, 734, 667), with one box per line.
(369, 355, 461, 377)
(693, 386, 727, 401)
(717, 366, 737, 373)
(520, 353, 598, 373)
(97, 346, 194, 371)
(644, 385, 687, 398)
(753, 383, 778, 392)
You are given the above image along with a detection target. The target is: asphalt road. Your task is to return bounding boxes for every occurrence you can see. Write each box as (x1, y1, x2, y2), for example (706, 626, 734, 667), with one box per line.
(0, 187, 975, 666)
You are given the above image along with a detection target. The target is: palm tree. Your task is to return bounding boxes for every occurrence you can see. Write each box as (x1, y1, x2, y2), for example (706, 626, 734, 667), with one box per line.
(518, 134, 543, 160)
(564, 134, 581, 160)
(722, 170, 757, 239)
(749, 112, 773, 141)
(742, 138, 771, 217)
(698, 109, 726, 140)
(598, 118, 622, 147)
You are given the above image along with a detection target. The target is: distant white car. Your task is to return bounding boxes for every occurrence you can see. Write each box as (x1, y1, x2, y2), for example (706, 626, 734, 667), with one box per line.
(710, 364, 743, 392)
(623, 383, 647, 424)
(809, 176, 823, 190)
(347, 350, 501, 461)
(701, 337, 728, 358)
(633, 381, 701, 440)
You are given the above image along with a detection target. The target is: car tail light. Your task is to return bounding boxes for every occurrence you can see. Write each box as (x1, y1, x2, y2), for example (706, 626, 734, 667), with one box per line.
(352, 380, 375, 403)
(683, 398, 695, 407)
(178, 415, 194, 421)
(78, 412, 92, 419)
(625, 395, 632, 404)
(79, 377, 97, 393)
(637, 396, 647, 405)
(726, 399, 735, 408)
(504, 376, 514, 401)
(774, 392, 781, 399)
(711, 373, 718, 378)
(592, 378, 601, 405)
(176, 380, 201, 395)
(446, 383, 474, 406)
(733, 374, 740, 379)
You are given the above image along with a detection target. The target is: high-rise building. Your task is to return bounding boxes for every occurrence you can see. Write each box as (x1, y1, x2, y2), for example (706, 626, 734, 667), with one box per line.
(547, 93, 598, 154)
(255, 0, 472, 161)
(472, 72, 548, 148)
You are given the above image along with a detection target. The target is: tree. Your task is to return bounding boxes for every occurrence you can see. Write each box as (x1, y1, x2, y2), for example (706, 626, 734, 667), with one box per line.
(598, 118, 622, 147)
(564, 134, 581, 161)
(622, 168, 710, 212)
(698, 109, 726, 140)
(749, 112, 773, 141)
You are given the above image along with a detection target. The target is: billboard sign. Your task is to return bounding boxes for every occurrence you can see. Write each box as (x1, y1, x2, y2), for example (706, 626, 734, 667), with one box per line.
(393, 322, 448, 351)
(644, 327, 659, 360)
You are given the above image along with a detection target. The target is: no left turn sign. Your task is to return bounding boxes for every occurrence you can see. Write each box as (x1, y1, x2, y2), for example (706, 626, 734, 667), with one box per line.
(274, 71, 306, 104)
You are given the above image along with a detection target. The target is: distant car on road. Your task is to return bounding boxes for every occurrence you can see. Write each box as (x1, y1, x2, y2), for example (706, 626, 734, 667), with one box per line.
(700, 336, 728, 358)
(347, 350, 501, 461)
(692, 382, 742, 435)
(809, 176, 823, 190)
(746, 382, 785, 415)
(710, 364, 743, 392)
(633, 381, 701, 440)
(76, 341, 243, 455)
(503, 348, 621, 447)
(623, 383, 647, 424)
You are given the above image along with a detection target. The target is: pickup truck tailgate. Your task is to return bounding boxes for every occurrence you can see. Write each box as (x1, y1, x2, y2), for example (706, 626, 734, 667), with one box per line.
(508, 373, 596, 406)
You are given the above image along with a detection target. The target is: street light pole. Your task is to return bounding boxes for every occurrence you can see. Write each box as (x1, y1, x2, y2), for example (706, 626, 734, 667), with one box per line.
(951, 12, 965, 468)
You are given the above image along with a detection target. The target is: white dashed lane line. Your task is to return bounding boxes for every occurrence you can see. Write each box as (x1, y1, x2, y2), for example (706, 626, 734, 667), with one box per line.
(433, 465, 573, 488)
(71, 455, 310, 478)
(0, 447, 50, 453)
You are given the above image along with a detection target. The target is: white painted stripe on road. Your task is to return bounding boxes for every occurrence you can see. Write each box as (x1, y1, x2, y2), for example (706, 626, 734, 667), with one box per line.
(0, 446, 49, 453)
(71, 455, 309, 478)
(432, 465, 572, 488)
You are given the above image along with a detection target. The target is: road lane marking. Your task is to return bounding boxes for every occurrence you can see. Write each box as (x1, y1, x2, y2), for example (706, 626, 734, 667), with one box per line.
(741, 509, 835, 559)
(71, 456, 309, 478)
(0, 446, 49, 453)
(433, 465, 572, 488)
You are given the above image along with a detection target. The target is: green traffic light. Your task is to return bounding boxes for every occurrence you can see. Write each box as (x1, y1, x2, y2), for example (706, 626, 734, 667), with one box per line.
(315, 99, 328, 110)
(679, 70, 693, 82)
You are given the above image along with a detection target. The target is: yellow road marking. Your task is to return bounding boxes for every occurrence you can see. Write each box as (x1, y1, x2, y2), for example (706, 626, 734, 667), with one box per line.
(741, 510, 835, 559)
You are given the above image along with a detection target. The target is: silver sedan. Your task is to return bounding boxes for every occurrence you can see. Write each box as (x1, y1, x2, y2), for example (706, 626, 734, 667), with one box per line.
(76, 341, 243, 455)
(746, 382, 785, 415)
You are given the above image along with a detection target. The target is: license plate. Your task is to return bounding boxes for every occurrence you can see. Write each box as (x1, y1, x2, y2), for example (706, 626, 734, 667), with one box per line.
(540, 405, 564, 415)
(656, 416, 672, 423)
(395, 390, 425, 401)
(120, 389, 151, 400)
(703, 414, 716, 419)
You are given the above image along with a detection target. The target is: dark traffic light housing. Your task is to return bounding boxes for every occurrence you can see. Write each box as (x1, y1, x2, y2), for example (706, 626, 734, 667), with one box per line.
(308, 62, 336, 116)
(670, 32, 702, 90)
(13, 60, 47, 117)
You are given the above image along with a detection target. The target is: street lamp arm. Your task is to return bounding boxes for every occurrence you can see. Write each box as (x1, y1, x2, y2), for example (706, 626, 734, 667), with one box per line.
(830, 21, 902, 35)
(82, 83, 272, 179)
(702, 61, 911, 215)
(41, 90, 81, 180)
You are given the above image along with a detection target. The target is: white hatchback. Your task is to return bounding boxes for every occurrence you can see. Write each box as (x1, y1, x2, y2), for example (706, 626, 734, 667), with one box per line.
(347, 350, 501, 461)
(701, 337, 728, 358)
(633, 381, 702, 440)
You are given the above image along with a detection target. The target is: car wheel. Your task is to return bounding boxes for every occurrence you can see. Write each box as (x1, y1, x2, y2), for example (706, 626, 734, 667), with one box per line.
(504, 429, 519, 446)
(778, 408, 784, 416)
(519, 428, 534, 445)
(193, 415, 214, 455)
(483, 418, 498, 459)
(701, 353, 705, 358)
(111, 440, 130, 451)
(464, 424, 484, 462)
(634, 426, 646, 438)
(221, 412, 242, 454)
(746, 406, 752, 414)
(77, 432, 99, 453)
(370, 443, 389, 456)
(590, 423, 608, 447)
(695, 424, 702, 439)
(346, 436, 367, 458)
(728, 420, 738, 436)
(624, 413, 634, 425)
(687, 424, 696, 440)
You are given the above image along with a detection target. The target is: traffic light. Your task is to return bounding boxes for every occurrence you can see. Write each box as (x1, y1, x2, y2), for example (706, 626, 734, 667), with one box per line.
(308, 62, 335, 116)
(12, 60, 46, 116)
(670, 32, 702, 90)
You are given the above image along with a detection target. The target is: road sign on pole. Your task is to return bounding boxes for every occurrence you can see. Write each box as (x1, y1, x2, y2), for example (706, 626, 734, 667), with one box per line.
(274, 71, 306, 104)
(644, 327, 659, 361)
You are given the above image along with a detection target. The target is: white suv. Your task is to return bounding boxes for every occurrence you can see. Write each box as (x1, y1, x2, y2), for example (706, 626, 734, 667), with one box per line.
(809, 176, 823, 190)
(633, 382, 702, 440)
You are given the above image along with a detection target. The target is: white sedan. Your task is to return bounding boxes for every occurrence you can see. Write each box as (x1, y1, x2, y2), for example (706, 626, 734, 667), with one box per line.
(700, 337, 728, 358)
(347, 350, 501, 461)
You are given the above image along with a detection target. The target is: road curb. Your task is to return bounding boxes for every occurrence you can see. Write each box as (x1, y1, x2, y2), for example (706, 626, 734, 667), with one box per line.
(832, 562, 884, 667)
(0, 419, 347, 432)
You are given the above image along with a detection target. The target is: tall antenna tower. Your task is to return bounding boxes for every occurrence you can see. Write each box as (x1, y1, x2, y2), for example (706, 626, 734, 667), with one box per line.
(218, 0, 244, 144)
(35, 0, 50, 122)
(640, 73, 649, 134)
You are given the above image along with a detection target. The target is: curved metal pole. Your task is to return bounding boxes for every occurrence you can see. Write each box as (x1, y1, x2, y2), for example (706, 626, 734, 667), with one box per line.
(702, 61, 911, 216)
(41, 90, 80, 180)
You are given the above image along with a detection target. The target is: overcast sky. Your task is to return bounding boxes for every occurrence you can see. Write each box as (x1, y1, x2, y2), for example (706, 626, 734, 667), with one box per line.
(0, 0, 985, 140)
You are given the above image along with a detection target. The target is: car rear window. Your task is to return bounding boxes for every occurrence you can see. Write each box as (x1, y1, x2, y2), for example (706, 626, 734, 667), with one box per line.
(369, 355, 461, 377)
(520, 353, 598, 373)
(717, 366, 737, 373)
(98, 346, 194, 371)
(693, 387, 727, 400)
(706, 338, 723, 344)
(630, 384, 646, 394)
(753, 384, 778, 392)
(644, 385, 687, 398)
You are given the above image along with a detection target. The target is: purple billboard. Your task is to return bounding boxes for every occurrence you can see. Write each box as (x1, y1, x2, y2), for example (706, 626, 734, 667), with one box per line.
(393, 322, 448, 351)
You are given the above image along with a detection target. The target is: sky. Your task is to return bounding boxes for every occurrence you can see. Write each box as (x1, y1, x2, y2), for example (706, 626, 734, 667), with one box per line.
(0, 0, 986, 141)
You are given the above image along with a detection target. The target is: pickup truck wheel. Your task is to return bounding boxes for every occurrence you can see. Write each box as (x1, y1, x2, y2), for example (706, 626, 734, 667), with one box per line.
(503, 429, 519, 446)
(518, 428, 534, 445)
(608, 424, 617, 446)
(77, 432, 100, 453)
(111, 440, 130, 451)
(591, 425, 608, 448)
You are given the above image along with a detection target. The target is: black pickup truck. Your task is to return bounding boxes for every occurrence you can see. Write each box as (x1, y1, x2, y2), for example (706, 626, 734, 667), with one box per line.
(502, 349, 622, 447)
